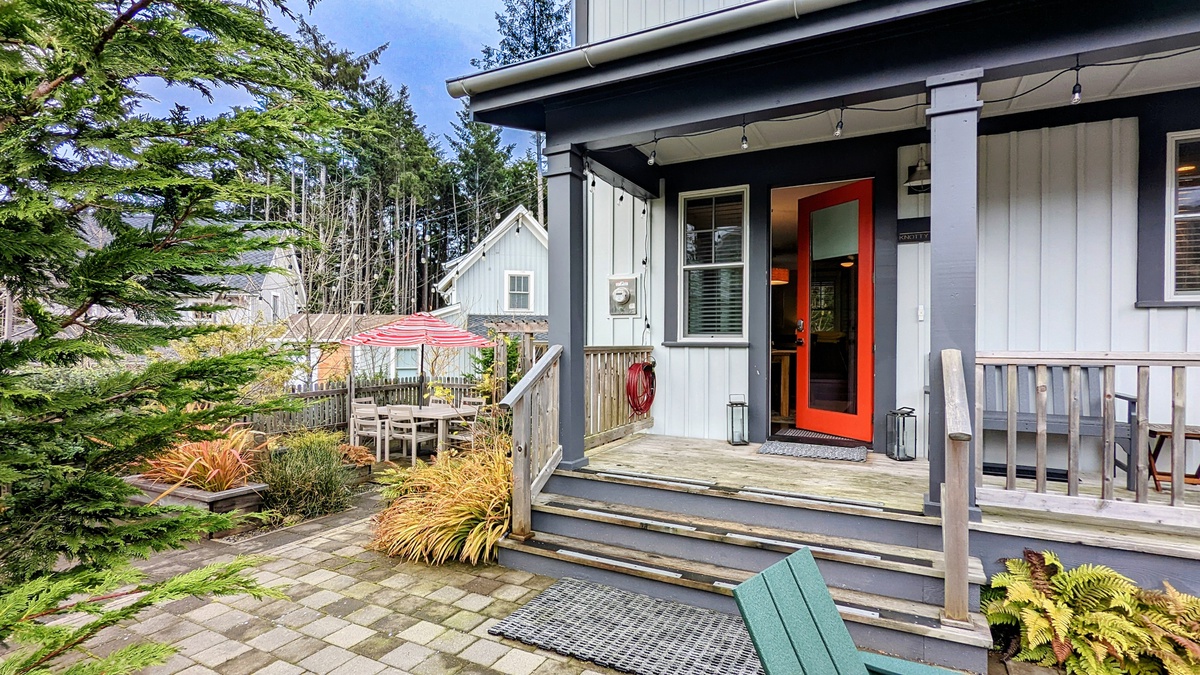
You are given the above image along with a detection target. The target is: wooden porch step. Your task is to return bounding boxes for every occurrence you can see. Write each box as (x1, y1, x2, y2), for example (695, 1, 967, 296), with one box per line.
(556, 467, 941, 526)
(533, 493, 986, 584)
(499, 531, 993, 650)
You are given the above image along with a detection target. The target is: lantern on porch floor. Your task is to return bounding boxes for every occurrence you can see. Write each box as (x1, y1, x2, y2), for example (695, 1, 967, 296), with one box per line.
(727, 394, 749, 446)
(886, 407, 918, 461)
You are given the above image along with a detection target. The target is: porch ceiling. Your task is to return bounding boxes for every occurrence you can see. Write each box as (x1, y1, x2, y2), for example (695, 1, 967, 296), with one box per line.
(640, 46, 1200, 166)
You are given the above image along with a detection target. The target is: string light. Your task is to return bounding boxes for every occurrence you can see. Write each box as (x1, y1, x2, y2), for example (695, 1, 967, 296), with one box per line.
(740, 115, 749, 150)
(834, 107, 845, 138)
(647, 137, 657, 166)
(1071, 56, 1082, 105)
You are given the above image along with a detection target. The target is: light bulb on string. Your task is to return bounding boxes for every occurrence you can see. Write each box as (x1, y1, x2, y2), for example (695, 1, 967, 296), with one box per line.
(647, 137, 657, 166)
(1071, 61, 1083, 105)
(740, 116, 749, 150)
(834, 107, 845, 138)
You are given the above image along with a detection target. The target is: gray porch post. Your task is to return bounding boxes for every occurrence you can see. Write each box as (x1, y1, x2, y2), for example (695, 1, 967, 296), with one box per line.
(544, 143, 588, 469)
(925, 70, 982, 517)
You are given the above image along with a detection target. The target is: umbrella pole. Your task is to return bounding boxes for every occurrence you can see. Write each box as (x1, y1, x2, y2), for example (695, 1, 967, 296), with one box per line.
(418, 343, 425, 409)
(347, 346, 356, 443)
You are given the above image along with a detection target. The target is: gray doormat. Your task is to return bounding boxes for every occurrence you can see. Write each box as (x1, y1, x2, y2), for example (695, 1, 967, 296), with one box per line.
(758, 439, 868, 462)
(488, 577, 764, 675)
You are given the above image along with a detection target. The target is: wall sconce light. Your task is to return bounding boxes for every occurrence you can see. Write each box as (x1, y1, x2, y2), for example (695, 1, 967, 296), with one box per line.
(770, 268, 790, 285)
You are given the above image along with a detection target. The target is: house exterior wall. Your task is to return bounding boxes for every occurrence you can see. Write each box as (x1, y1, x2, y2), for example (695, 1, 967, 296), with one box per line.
(586, 174, 747, 440)
(451, 223, 548, 317)
(586, 0, 756, 43)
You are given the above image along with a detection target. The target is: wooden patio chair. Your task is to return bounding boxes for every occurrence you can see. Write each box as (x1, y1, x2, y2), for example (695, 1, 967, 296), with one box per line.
(734, 548, 956, 675)
(385, 405, 438, 465)
(350, 403, 385, 461)
(352, 396, 375, 404)
(448, 397, 486, 450)
(429, 396, 450, 406)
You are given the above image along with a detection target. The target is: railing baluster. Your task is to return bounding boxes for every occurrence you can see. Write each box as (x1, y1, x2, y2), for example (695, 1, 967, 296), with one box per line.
(1136, 366, 1150, 504)
(1172, 366, 1187, 507)
(510, 392, 532, 541)
(1035, 364, 1048, 493)
(1068, 365, 1081, 496)
(975, 363, 985, 489)
(1102, 365, 1116, 501)
(1006, 364, 1018, 490)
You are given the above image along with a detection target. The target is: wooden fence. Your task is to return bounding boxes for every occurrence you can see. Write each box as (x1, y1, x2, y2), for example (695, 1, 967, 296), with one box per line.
(248, 376, 476, 435)
(974, 351, 1199, 526)
(584, 346, 654, 449)
(502, 345, 562, 541)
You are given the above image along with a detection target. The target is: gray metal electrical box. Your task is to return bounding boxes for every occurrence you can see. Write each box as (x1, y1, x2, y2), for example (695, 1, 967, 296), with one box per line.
(608, 275, 639, 316)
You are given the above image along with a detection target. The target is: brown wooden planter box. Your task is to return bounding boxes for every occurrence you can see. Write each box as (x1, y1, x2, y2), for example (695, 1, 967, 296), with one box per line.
(125, 475, 267, 538)
(342, 464, 373, 486)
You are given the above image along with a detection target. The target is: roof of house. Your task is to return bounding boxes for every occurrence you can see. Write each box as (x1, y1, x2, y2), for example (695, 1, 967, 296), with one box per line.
(435, 206, 547, 294)
(281, 313, 409, 344)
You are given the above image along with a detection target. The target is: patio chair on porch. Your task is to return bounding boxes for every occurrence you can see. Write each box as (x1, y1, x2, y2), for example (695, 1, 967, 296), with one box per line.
(448, 397, 486, 449)
(734, 548, 955, 675)
(385, 405, 438, 465)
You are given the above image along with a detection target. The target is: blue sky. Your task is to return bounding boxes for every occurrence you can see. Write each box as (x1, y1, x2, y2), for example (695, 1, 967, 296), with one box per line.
(139, 0, 530, 153)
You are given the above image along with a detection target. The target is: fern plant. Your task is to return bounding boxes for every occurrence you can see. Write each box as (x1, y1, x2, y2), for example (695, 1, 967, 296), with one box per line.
(985, 549, 1200, 675)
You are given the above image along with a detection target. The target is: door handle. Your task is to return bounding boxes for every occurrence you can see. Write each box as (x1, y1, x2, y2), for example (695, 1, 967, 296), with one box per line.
(795, 338, 805, 347)
(796, 318, 805, 333)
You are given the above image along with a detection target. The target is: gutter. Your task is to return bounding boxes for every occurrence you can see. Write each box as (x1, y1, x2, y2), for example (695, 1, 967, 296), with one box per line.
(445, 0, 861, 98)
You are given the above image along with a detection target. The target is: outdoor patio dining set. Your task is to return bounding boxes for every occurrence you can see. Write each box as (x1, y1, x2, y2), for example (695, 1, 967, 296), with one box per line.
(350, 396, 486, 464)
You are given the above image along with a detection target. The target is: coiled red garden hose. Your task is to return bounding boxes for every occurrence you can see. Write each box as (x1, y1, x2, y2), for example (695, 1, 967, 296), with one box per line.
(625, 360, 656, 416)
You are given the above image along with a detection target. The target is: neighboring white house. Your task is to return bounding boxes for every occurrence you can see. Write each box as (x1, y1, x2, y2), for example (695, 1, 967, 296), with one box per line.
(431, 205, 549, 376)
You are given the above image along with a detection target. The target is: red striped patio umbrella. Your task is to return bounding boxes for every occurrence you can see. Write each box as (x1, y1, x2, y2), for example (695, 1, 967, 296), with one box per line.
(341, 313, 494, 408)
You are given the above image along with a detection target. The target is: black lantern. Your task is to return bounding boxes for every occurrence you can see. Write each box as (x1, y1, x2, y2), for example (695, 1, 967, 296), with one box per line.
(727, 394, 748, 446)
(886, 407, 918, 461)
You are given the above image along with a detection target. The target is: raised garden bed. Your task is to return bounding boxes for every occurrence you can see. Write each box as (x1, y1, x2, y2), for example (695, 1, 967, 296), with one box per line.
(125, 475, 267, 538)
(342, 463, 373, 486)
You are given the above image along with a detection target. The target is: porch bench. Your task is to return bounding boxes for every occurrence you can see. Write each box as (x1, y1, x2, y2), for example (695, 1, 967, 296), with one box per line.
(979, 364, 1135, 485)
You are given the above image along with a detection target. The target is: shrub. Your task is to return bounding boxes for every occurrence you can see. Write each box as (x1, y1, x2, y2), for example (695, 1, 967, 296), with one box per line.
(276, 429, 343, 455)
(986, 549, 1200, 675)
(142, 427, 260, 492)
(372, 437, 511, 566)
(256, 443, 352, 520)
(339, 444, 375, 467)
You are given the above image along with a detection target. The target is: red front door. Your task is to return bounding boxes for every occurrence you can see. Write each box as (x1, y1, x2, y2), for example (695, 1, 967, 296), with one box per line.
(795, 180, 875, 441)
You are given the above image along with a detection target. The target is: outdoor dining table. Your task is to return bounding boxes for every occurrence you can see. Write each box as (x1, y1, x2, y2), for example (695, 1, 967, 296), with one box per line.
(370, 404, 477, 451)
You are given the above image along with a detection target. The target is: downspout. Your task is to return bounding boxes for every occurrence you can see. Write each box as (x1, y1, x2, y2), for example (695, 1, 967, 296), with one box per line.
(446, 0, 860, 98)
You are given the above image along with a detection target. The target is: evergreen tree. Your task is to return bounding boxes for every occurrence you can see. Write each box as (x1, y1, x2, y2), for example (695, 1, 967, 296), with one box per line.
(473, 0, 573, 70)
(446, 104, 518, 242)
(0, 0, 337, 667)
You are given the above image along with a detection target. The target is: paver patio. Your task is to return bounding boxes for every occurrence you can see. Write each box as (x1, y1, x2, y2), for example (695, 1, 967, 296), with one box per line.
(72, 492, 621, 675)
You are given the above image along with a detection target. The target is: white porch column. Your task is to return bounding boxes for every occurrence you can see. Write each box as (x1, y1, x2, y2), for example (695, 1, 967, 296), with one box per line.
(544, 143, 588, 469)
(925, 70, 982, 516)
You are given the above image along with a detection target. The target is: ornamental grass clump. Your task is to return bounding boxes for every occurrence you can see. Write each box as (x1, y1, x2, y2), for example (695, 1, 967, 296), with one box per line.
(142, 427, 261, 492)
(256, 442, 352, 520)
(986, 549, 1200, 675)
(372, 426, 511, 565)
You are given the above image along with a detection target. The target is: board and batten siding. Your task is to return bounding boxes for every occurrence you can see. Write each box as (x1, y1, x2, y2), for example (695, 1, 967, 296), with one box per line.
(586, 175, 748, 440)
(587, 0, 756, 43)
(898, 118, 1198, 462)
(895, 241, 931, 457)
(451, 222, 548, 316)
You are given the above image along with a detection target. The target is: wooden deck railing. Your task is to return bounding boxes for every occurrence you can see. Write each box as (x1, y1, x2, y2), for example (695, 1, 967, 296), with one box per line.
(940, 349, 972, 627)
(974, 352, 1198, 513)
(501, 344, 563, 541)
(584, 346, 654, 449)
(247, 376, 475, 434)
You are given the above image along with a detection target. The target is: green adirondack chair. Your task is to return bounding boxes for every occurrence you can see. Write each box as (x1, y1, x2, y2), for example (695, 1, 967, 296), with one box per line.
(733, 548, 959, 675)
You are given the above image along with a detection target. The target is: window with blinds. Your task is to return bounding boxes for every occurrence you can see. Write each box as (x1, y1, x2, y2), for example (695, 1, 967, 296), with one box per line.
(1171, 135, 1200, 297)
(681, 189, 746, 337)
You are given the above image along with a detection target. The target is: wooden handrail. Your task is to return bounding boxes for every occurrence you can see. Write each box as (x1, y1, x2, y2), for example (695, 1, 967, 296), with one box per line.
(500, 344, 563, 410)
(503, 345, 564, 541)
(977, 351, 1200, 366)
(940, 348, 972, 627)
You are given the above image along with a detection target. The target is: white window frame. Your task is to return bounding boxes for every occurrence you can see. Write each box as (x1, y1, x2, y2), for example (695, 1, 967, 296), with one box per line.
(1166, 130, 1200, 300)
(677, 185, 750, 342)
(504, 270, 534, 313)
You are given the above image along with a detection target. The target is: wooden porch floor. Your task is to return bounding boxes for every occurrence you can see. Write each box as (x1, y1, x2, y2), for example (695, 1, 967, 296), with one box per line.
(586, 434, 930, 513)
(585, 434, 1200, 562)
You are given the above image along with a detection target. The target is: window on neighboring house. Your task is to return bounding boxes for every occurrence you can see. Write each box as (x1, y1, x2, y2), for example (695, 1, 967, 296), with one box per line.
(506, 272, 532, 312)
(270, 293, 280, 321)
(680, 188, 747, 338)
(1169, 132, 1200, 298)
(192, 309, 214, 321)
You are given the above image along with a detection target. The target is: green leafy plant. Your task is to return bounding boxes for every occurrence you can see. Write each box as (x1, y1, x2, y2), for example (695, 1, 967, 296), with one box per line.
(276, 429, 344, 456)
(142, 427, 261, 492)
(0, 558, 283, 675)
(986, 549, 1200, 675)
(256, 443, 352, 521)
(373, 420, 511, 565)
